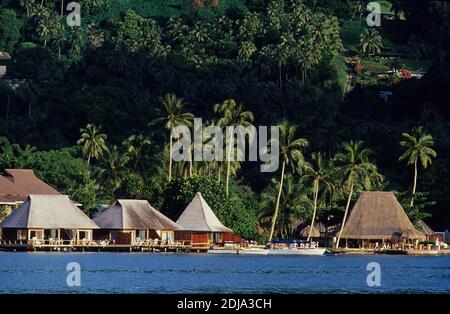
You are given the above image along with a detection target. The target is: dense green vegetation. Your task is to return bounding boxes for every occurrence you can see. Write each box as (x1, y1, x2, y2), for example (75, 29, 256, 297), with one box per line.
(0, 0, 449, 240)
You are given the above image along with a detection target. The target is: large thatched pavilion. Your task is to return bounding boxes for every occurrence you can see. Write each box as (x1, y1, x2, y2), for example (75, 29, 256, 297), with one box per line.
(93, 199, 180, 245)
(339, 191, 425, 248)
(175, 192, 237, 247)
(0, 195, 98, 243)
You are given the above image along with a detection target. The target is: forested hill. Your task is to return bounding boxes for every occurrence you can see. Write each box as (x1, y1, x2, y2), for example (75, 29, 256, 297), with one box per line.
(0, 0, 449, 237)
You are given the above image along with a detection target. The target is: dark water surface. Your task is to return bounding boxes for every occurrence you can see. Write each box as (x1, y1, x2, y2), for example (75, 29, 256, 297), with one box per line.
(0, 252, 448, 293)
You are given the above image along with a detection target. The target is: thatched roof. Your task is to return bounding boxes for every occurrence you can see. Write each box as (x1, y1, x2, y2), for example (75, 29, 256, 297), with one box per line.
(0, 195, 98, 229)
(93, 199, 180, 230)
(340, 191, 425, 240)
(296, 220, 340, 238)
(176, 192, 233, 232)
(417, 219, 434, 236)
(298, 224, 321, 238)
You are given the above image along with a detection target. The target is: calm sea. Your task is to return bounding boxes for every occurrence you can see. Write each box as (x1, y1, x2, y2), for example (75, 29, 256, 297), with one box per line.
(0, 252, 448, 293)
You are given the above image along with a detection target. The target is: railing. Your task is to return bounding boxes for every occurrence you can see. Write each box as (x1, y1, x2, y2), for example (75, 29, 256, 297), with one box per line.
(0, 240, 27, 246)
(0, 239, 213, 250)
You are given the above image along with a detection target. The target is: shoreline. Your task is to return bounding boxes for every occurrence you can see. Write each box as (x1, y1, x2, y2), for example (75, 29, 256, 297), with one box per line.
(1, 246, 449, 256)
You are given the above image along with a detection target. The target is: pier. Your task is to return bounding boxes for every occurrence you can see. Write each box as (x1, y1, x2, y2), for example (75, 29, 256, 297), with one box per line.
(0, 239, 211, 253)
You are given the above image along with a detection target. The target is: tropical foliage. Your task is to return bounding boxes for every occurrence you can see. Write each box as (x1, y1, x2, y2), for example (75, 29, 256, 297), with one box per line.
(0, 0, 449, 238)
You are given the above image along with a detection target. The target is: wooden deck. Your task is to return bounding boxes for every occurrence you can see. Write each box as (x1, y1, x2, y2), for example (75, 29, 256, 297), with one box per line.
(0, 240, 211, 253)
(327, 247, 450, 255)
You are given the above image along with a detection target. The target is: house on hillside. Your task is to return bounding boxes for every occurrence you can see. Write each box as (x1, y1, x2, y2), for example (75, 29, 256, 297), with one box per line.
(0, 169, 72, 220)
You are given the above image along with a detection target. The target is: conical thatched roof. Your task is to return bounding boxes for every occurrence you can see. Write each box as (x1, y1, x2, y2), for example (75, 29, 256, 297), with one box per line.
(176, 192, 233, 232)
(417, 219, 434, 236)
(340, 191, 425, 240)
(93, 200, 180, 230)
(298, 224, 321, 238)
(0, 195, 98, 229)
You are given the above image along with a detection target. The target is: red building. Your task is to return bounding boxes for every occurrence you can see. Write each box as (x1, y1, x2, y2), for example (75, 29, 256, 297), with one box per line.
(175, 192, 242, 248)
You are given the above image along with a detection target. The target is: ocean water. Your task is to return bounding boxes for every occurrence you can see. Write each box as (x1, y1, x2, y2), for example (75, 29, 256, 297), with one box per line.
(0, 252, 448, 293)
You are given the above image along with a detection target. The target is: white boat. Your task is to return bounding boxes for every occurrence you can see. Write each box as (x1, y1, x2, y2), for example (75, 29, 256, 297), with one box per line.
(267, 247, 326, 256)
(239, 248, 269, 255)
(207, 249, 239, 254)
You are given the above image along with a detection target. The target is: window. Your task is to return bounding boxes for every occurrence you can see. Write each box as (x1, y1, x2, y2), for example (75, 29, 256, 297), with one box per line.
(30, 230, 43, 240)
(136, 230, 146, 241)
(16, 229, 27, 240)
(44, 229, 57, 239)
(161, 231, 173, 242)
(64, 229, 76, 240)
(79, 231, 91, 240)
(214, 233, 223, 243)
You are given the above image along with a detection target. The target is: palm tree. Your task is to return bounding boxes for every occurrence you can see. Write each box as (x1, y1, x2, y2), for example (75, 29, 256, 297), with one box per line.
(267, 120, 309, 242)
(20, 0, 35, 16)
(52, 23, 66, 60)
(335, 140, 382, 248)
(37, 9, 60, 46)
(213, 99, 254, 197)
(149, 93, 194, 182)
(399, 127, 437, 207)
(260, 175, 312, 239)
(302, 152, 331, 241)
(67, 26, 82, 55)
(98, 146, 129, 194)
(359, 28, 383, 56)
(123, 134, 151, 171)
(17, 80, 39, 117)
(77, 124, 108, 166)
(87, 23, 105, 48)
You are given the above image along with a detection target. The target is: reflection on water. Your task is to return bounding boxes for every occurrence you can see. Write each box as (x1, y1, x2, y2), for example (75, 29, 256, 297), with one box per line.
(0, 252, 448, 293)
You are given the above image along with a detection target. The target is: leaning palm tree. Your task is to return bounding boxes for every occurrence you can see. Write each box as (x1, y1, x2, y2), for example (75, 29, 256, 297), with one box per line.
(359, 28, 383, 56)
(267, 120, 309, 242)
(213, 99, 254, 197)
(399, 127, 437, 207)
(334, 141, 382, 248)
(260, 175, 313, 240)
(302, 152, 331, 241)
(149, 93, 194, 182)
(77, 124, 108, 166)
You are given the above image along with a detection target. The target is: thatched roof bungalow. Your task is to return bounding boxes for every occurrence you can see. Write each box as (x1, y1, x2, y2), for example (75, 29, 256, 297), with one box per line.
(175, 192, 237, 247)
(93, 199, 180, 244)
(298, 224, 321, 238)
(340, 191, 425, 244)
(0, 195, 98, 243)
(417, 219, 434, 237)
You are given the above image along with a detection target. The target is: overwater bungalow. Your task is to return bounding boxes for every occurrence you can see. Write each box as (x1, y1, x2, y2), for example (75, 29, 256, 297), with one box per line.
(175, 192, 238, 247)
(93, 199, 180, 245)
(0, 195, 98, 244)
(339, 191, 425, 249)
